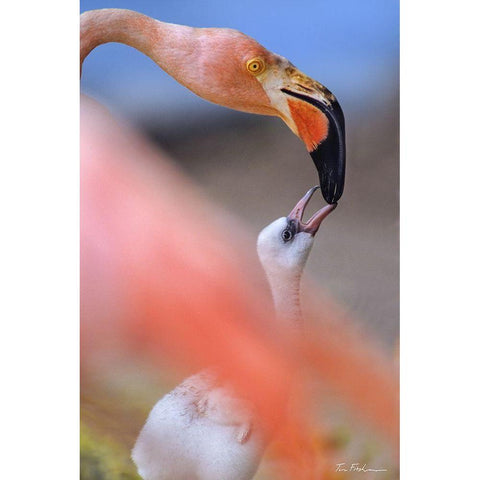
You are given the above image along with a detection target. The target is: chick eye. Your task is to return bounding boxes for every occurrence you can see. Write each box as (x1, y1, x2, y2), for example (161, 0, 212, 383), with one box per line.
(282, 229, 293, 242)
(246, 58, 266, 75)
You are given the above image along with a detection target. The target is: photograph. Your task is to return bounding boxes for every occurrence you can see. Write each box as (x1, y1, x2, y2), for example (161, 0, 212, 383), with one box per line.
(5, 2, 479, 480)
(80, 1, 399, 479)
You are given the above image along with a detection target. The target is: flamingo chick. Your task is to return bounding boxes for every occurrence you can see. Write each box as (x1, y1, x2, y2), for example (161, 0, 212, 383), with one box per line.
(81, 9, 346, 203)
(131, 186, 336, 480)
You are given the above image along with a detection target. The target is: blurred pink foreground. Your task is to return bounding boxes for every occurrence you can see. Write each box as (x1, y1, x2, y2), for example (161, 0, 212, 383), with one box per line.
(81, 97, 398, 477)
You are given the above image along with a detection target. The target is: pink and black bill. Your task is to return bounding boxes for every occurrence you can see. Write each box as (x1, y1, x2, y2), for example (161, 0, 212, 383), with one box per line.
(281, 88, 346, 205)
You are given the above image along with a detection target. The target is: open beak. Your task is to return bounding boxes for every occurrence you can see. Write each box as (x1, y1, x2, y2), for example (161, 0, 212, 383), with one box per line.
(280, 69, 346, 204)
(287, 186, 337, 235)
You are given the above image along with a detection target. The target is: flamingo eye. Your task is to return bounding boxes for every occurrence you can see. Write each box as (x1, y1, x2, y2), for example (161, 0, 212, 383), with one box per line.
(281, 229, 293, 242)
(246, 58, 265, 75)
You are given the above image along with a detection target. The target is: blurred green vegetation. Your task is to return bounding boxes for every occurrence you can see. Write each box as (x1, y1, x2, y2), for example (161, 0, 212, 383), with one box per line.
(81, 423, 141, 480)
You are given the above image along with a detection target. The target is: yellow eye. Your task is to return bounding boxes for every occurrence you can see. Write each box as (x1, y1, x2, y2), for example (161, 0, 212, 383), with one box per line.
(246, 58, 266, 75)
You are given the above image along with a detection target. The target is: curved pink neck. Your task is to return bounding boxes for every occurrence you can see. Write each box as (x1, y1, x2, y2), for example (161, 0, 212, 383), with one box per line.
(80, 9, 195, 79)
(80, 9, 275, 119)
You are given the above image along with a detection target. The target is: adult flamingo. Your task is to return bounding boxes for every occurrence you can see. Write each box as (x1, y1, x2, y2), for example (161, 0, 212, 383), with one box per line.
(80, 8, 346, 203)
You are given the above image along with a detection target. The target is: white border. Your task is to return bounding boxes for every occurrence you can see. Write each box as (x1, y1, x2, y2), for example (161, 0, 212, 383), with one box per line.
(1, 1, 79, 478)
(401, 1, 479, 478)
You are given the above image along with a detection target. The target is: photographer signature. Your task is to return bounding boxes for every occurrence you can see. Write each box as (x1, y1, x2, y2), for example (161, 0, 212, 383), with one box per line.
(336, 463, 387, 473)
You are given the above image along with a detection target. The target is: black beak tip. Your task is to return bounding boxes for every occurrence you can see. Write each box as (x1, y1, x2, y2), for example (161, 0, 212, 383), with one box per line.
(309, 98, 346, 204)
(310, 146, 345, 204)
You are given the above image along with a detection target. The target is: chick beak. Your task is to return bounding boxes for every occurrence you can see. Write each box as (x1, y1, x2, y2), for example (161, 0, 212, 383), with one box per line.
(281, 75, 346, 204)
(287, 186, 337, 235)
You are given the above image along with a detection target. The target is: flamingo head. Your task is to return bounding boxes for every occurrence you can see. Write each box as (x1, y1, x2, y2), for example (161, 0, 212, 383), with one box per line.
(190, 29, 346, 204)
(249, 53, 345, 205)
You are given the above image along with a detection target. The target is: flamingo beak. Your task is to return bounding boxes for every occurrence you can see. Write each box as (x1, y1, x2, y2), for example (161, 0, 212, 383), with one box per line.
(287, 186, 337, 235)
(280, 79, 346, 205)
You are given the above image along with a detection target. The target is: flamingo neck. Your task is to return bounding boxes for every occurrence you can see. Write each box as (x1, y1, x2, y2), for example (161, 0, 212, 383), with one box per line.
(80, 9, 197, 81)
(266, 268, 304, 331)
(80, 9, 276, 115)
